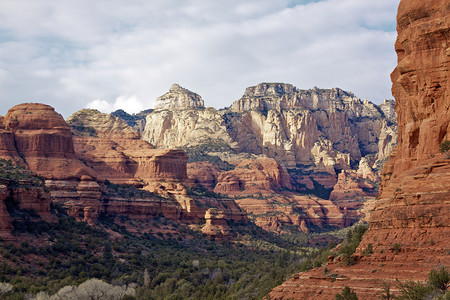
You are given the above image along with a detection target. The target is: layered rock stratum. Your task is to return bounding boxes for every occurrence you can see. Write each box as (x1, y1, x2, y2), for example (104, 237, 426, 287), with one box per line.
(136, 82, 397, 231)
(0, 104, 247, 237)
(0, 103, 101, 223)
(269, 0, 449, 298)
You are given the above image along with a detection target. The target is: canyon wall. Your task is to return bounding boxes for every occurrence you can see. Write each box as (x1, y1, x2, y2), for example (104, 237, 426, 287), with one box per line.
(0, 104, 247, 236)
(269, 0, 449, 298)
(136, 83, 396, 231)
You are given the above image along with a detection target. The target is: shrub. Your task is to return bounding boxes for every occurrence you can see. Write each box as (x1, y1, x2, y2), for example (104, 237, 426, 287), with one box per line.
(393, 243, 401, 255)
(378, 282, 395, 300)
(337, 224, 368, 265)
(335, 286, 358, 300)
(362, 243, 373, 256)
(396, 280, 433, 300)
(32, 278, 136, 300)
(428, 266, 449, 292)
(0, 282, 13, 296)
(439, 140, 450, 153)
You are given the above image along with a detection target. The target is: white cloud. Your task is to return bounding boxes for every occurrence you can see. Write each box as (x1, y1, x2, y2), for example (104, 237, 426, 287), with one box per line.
(87, 95, 144, 114)
(0, 0, 400, 118)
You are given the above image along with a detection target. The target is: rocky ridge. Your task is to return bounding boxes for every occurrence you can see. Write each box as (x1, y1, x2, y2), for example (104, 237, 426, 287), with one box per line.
(136, 82, 397, 232)
(154, 83, 205, 110)
(0, 104, 247, 237)
(268, 0, 449, 298)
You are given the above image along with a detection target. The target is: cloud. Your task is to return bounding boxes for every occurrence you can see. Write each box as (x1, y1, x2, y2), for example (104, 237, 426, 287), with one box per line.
(0, 0, 400, 118)
(87, 95, 144, 114)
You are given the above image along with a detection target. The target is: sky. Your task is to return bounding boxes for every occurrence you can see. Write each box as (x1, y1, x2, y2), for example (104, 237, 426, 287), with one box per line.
(0, 0, 401, 118)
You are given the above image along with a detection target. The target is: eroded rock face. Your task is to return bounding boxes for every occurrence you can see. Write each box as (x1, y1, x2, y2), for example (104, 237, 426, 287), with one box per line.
(143, 107, 236, 149)
(67, 108, 246, 227)
(154, 84, 205, 110)
(0, 180, 13, 231)
(0, 104, 101, 224)
(228, 84, 397, 168)
(142, 83, 397, 182)
(67, 109, 188, 187)
(201, 208, 232, 239)
(0, 171, 56, 236)
(3, 104, 96, 180)
(235, 193, 346, 233)
(214, 158, 292, 196)
(187, 162, 220, 190)
(269, 0, 449, 298)
(138, 83, 397, 232)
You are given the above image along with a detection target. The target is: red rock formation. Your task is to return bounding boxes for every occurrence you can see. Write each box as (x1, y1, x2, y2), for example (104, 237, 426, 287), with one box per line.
(214, 158, 292, 196)
(201, 208, 233, 239)
(3, 104, 96, 180)
(269, 0, 449, 298)
(234, 193, 345, 233)
(0, 179, 13, 232)
(74, 136, 188, 188)
(67, 109, 246, 228)
(67, 109, 188, 188)
(0, 117, 24, 164)
(187, 161, 220, 190)
(212, 158, 350, 232)
(0, 177, 56, 234)
(329, 169, 378, 225)
(0, 104, 101, 222)
(102, 195, 182, 221)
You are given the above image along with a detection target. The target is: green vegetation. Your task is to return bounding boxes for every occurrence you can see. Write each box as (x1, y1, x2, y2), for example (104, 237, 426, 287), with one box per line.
(439, 140, 450, 153)
(337, 223, 369, 265)
(394, 267, 449, 300)
(335, 286, 358, 300)
(0, 205, 345, 300)
(428, 266, 449, 292)
(378, 282, 395, 300)
(103, 180, 166, 200)
(0, 159, 45, 187)
(185, 185, 225, 199)
(183, 141, 236, 171)
(68, 125, 98, 137)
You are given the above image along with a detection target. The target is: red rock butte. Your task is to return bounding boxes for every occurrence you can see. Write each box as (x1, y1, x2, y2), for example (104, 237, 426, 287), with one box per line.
(269, 0, 449, 298)
(2, 103, 96, 180)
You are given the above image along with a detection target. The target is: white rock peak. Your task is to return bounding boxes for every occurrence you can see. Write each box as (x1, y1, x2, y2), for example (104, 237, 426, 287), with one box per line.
(154, 84, 205, 110)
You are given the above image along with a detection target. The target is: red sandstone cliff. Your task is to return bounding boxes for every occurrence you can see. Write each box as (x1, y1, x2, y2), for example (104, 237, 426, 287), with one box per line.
(0, 105, 247, 236)
(0, 104, 100, 224)
(269, 0, 449, 298)
(3, 104, 96, 180)
(211, 158, 346, 232)
(66, 109, 247, 234)
(0, 160, 56, 238)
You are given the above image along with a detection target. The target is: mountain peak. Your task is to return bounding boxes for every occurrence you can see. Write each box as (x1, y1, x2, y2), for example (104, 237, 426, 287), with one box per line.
(154, 84, 205, 110)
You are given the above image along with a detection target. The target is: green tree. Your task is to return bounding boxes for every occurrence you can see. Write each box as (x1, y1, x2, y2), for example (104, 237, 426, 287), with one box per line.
(396, 280, 432, 300)
(428, 266, 449, 292)
(379, 282, 396, 300)
(336, 286, 358, 300)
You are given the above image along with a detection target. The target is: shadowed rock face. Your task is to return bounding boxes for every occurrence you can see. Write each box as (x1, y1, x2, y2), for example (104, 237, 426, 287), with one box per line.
(268, 0, 449, 299)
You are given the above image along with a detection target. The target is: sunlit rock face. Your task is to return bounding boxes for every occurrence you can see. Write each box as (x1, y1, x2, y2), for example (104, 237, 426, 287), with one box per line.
(139, 82, 398, 233)
(268, 0, 450, 298)
(143, 82, 397, 175)
(154, 83, 205, 110)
